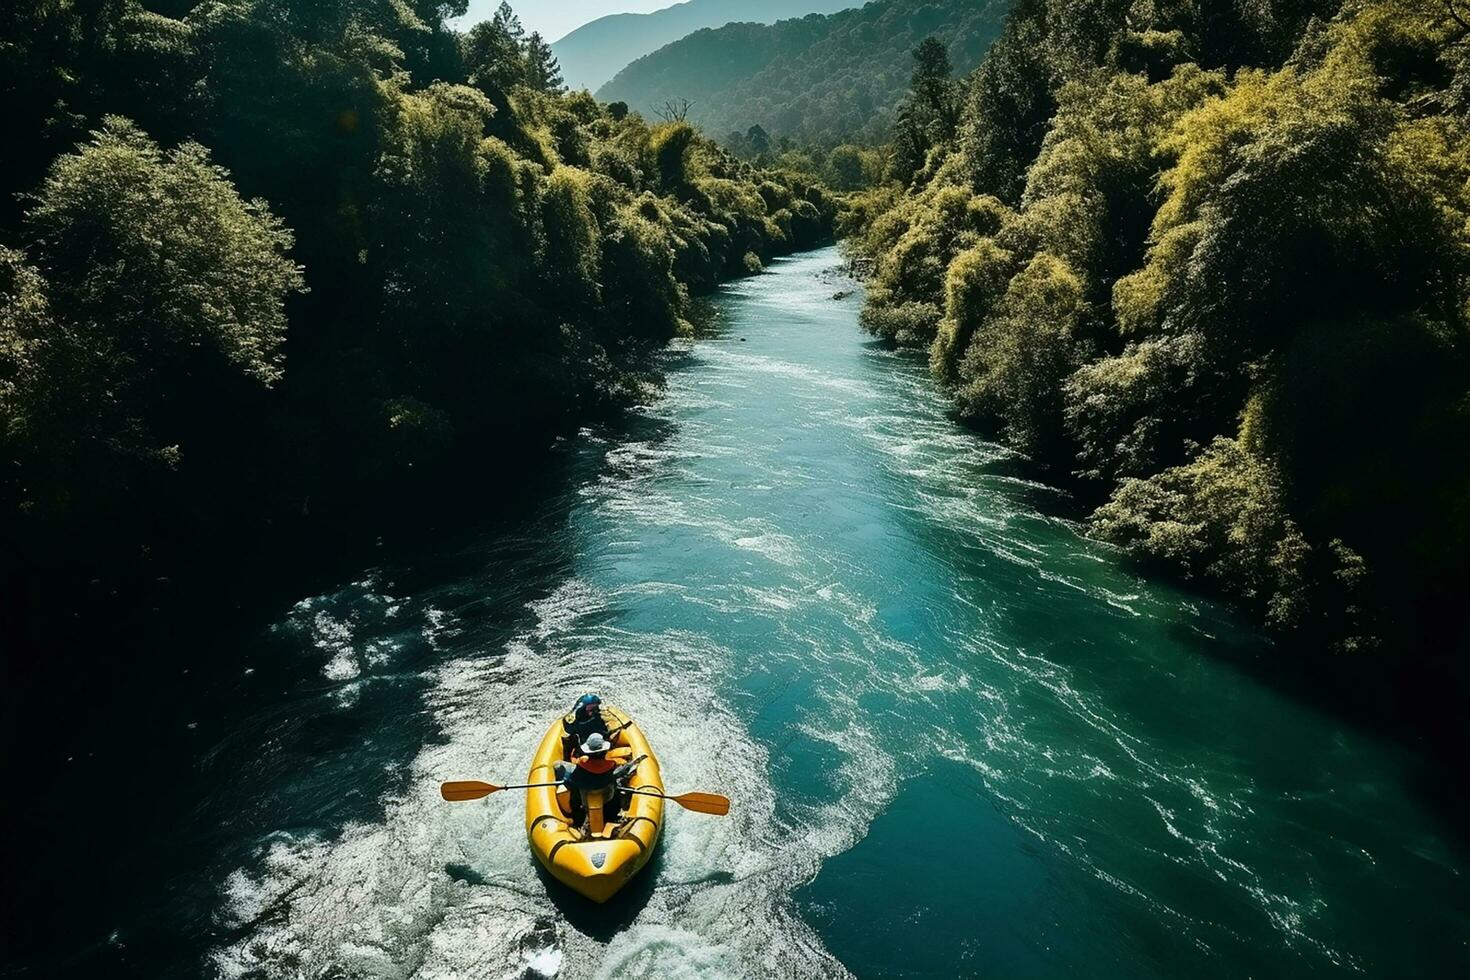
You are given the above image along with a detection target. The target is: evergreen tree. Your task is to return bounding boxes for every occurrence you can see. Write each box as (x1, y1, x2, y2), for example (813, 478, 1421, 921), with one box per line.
(524, 32, 564, 93)
(910, 37, 959, 143)
(890, 103, 929, 183)
(890, 37, 959, 182)
(491, 2, 524, 44)
(463, 14, 527, 100)
(746, 124, 772, 156)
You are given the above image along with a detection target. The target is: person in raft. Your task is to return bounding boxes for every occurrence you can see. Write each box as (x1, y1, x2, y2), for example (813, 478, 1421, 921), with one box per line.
(555, 731, 634, 824)
(561, 693, 610, 757)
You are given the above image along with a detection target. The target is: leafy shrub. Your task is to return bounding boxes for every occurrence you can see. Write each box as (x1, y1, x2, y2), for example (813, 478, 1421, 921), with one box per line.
(954, 252, 1091, 455)
(1063, 333, 1222, 482)
(28, 118, 301, 388)
(931, 239, 1013, 382)
(650, 122, 695, 191)
(1091, 437, 1316, 628)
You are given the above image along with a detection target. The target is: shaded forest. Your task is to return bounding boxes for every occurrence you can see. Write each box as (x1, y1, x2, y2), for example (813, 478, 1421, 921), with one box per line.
(847, 0, 1470, 717)
(0, 1, 835, 611)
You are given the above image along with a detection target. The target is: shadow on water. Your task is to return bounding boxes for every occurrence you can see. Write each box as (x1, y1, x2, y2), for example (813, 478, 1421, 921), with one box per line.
(531, 844, 666, 940)
(445, 862, 492, 887)
(1159, 611, 1470, 856)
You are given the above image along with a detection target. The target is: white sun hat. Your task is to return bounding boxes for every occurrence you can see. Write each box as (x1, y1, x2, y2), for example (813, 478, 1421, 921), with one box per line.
(580, 732, 612, 754)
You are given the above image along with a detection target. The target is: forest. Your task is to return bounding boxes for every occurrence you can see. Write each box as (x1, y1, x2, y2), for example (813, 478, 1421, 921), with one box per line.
(847, 0, 1470, 693)
(0, 1, 835, 607)
(599, 0, 1010, 148)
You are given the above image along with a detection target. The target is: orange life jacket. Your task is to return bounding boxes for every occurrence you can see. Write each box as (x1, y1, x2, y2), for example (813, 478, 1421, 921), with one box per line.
(572, 754, 618, 774)
(570, 746, 631, 774)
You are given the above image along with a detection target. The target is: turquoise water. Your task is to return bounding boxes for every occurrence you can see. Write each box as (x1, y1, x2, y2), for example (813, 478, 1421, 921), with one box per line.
(135, 249, 1468, 977)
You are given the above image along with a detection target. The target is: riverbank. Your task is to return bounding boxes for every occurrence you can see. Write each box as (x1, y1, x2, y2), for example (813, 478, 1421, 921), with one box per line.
(847, 238, 1470, 780)
(841, 0, 1470, 748)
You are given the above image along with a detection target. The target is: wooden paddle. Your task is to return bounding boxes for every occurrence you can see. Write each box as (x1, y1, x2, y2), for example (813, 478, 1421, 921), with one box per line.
(623, 788, 731, 815)
(440, 780, 730, 815)
(440, 780, 560, 802)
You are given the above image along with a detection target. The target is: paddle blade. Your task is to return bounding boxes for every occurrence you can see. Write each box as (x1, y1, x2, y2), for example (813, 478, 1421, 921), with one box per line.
(671, 792, 730, 815)
(441, 780, 499, 802)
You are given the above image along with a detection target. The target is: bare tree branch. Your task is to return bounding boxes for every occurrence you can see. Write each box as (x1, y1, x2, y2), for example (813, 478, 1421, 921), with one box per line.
(1447, 0, 1470, 31)
(1444, 0, 1470, 42)
(653, 99, 695, 123)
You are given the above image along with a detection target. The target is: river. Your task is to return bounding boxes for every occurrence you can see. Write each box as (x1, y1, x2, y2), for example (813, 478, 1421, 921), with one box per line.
(5, 248, 1468, 979)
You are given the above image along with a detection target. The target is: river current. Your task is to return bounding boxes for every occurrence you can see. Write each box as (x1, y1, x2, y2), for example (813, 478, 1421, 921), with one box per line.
(7, 248, 1468, 978)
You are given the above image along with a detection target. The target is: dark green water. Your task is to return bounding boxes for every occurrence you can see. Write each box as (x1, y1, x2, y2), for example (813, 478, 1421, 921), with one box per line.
(11, 249, 1466, 978)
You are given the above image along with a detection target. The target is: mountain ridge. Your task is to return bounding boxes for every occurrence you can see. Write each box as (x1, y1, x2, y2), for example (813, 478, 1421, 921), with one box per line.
(552, 0, 857, 93)
(598, 0, 1010, 145)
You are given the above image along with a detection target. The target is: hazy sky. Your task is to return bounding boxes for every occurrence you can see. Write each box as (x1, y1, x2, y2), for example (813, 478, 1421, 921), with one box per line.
(456, 1, 676, 43)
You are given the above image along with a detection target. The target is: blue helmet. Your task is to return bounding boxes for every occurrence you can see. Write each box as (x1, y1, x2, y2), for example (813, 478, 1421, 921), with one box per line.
(575, 693, 602, 714)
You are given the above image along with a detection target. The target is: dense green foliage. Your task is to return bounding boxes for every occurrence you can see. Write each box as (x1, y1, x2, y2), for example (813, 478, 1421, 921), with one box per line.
(721, 127, 893, 194)
(598, 0, 1011, 147)
(550, 0, 855, 93)
(0, 0, 835, 578)
(849, 0, 1470, 661)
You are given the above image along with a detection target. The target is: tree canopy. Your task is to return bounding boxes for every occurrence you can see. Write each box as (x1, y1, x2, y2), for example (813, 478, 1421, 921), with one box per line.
(0, 0, 836, 580)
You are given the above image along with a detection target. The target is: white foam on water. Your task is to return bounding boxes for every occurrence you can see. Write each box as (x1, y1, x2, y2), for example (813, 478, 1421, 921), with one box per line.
(271, 573, 418, 687)
(322, 646, 362, 682)
(213, 576, 864, 979)
(701, 346, 879, 401)
(526, 945, 562, 977)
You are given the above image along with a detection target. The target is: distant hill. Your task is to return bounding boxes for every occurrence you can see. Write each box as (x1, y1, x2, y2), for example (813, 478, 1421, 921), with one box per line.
(599, 0, 1010, 145)
(552, 0, 857, 93)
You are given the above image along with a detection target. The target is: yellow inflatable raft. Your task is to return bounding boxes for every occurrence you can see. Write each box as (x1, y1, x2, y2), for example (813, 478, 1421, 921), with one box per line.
(525, 705, 664, 903)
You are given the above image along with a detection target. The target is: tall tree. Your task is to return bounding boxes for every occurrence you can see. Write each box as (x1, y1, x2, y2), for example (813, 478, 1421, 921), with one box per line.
(910, 37, 960, 142)
(491, 2, 524, 43)
(524, 32, 564, 93)
(746, 124, 772, 156)
(890, 103, 929, 182)
(890, 36, 960, 182)
(462, 15, 527, 100)
(12, 117, 304, 514)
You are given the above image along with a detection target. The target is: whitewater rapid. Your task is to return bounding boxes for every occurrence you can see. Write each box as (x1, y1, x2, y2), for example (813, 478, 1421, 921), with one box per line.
(212, 264, 890, 978)
(215, 577, 858, 978)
